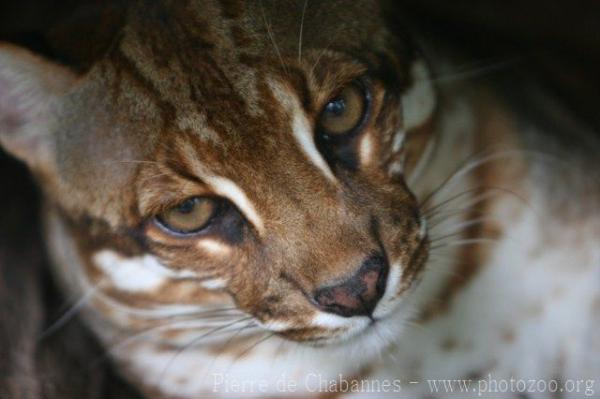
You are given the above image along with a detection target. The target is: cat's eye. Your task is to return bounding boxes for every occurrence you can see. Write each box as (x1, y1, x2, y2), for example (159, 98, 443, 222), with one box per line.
(318, 82, 368, 138)
(156, 197, 219, 235)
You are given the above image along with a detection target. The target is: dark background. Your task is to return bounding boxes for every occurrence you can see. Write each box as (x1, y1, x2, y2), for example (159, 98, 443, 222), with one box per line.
(0, 1, 598, 398)
(1, 0, 599, 126)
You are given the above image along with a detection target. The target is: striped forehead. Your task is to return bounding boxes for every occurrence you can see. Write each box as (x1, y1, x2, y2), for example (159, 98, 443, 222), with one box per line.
(115, 0, 395, 121)
(116, 28, 264, 122)
(136, 52, 438, 215)
(152, 81, 340, 233)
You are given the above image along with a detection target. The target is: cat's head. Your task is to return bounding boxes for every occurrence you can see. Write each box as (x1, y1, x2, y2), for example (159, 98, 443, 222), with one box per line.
(0, 0, 435, 348)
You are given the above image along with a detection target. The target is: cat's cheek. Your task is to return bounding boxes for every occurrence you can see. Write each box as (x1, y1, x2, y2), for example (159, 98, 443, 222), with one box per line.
(85, 249, 235, 319)
(142, 223, 241, 281)
(92, 249, 196, 293)
(196, 239, 232, 256)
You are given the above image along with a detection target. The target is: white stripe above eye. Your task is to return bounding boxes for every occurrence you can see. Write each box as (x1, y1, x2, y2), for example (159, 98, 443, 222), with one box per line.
(268, 79, 336, 182)
(204, 175, 265, 235)
(402, 60, 436, 130)
(292, 112, 336, 181)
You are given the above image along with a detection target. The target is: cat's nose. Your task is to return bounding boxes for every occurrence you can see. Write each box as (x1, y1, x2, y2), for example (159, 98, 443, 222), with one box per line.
(313, 253, 389, 318)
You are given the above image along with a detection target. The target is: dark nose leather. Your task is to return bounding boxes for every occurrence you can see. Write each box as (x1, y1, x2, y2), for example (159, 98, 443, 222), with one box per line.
(313, 253, 389, 317)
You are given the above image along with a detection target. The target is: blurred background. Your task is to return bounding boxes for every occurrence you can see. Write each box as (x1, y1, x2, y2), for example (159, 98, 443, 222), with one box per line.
(0, 1, 598, 397)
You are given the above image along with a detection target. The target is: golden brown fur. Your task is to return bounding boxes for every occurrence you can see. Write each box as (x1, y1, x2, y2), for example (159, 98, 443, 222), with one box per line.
(2, 1, 599, 398)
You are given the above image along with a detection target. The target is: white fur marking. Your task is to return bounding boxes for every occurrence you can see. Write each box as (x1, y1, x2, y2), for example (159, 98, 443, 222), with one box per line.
(204, 176, 264, 234)
(360, 134, 374, 165)
(93, 250, 196, 292)
(268, 79, 335, 182)
(311, 312, 357, 329)
(200, 278, 228, 290)
(373, 262, 403, 318)
(260, 320, 293, 332)
(292, 112, 336, 181)
(197, 239, 230, 255)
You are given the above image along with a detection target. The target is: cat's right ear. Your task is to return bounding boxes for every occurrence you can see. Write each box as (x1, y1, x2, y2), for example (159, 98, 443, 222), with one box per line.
(0, 43, 76, 171)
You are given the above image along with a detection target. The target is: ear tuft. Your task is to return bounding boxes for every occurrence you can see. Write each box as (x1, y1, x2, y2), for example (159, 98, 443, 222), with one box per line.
(0, 44, 76, 169)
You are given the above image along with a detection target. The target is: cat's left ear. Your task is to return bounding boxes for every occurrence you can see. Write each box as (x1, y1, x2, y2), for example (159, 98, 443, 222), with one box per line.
(0, 43, 76, 171)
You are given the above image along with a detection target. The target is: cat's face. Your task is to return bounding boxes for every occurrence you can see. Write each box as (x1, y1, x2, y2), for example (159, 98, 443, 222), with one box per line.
(0, 0, 435, 348)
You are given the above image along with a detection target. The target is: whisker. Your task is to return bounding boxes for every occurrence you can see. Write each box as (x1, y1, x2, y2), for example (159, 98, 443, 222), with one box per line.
(102, 320, 228, 357)
(158, 317, 254, 381)
(231, 332, 276, 363)
(426, 194, 495, 231)
(93, 317, 257, 369)
(426, 57, 522, 84)
(427, 207, 490, 229)
(259, 0, 290, 76)
(424, 186, 507, 216)
(39, 280, 108, 340)
(425, 192, 491, 225)
(308, 26, 345, 77)
(41, 276, 243, 338)
(298, 0, 309, 63)
(429, 226, 485, 244)
(430, 238, 501, 251)
(428, 217, 491, 236)
(107, 159, 162, 165)
(201, 320, 262, 378)
(90, 289, 236, 319)
(407, 134, 439, 188)
(420, 149, 537, 209)
(420, 148, 569, 212)
(419, 150, 490, 209)
(107, 317, 257, 355)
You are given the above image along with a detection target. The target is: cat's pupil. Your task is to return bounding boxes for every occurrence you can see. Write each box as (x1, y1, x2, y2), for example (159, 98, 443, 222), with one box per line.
(325, 98, 346, 117)
(177, 198, 197, 214)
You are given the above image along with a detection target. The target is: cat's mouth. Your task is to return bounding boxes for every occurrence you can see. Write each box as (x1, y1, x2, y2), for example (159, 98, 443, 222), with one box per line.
(266, 241, 430, 347)
(272, 308, 405, 351)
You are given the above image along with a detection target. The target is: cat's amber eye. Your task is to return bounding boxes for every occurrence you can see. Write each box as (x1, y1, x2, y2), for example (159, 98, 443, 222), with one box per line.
(318, 83, 368, 137)
(157, 197, 218, 234)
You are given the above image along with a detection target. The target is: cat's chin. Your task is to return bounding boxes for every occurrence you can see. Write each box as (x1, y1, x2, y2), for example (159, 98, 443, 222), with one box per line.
(275, 289, 416, 355)
(297, 305, 412, 359)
